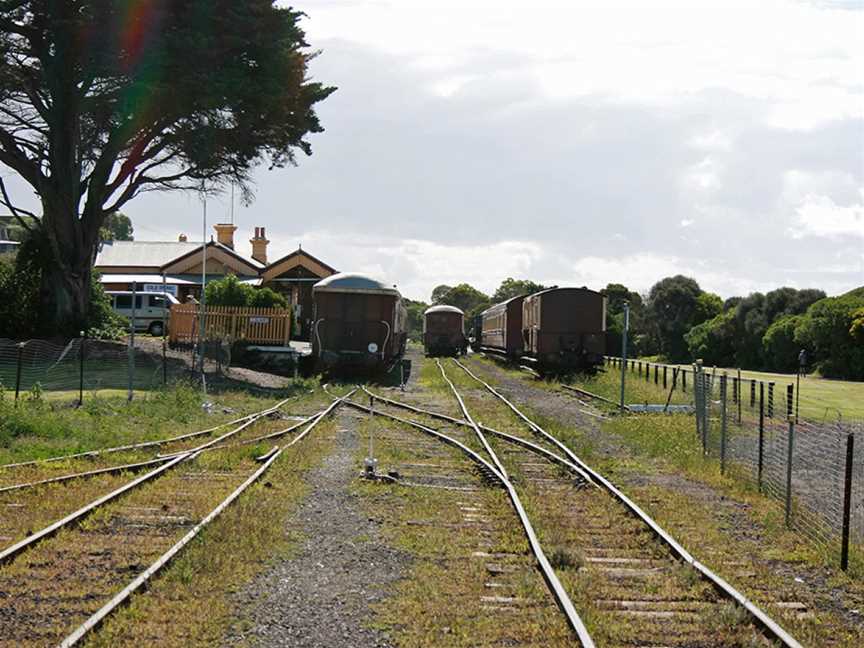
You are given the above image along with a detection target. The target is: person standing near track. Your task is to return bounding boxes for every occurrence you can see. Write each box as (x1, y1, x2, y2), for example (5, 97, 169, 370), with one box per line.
(798, 348, 808, 378)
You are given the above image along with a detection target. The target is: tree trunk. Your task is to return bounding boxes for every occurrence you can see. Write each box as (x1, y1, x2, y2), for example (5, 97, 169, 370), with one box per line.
(39, 197, 100, 337)
(41, 259, 91, 337)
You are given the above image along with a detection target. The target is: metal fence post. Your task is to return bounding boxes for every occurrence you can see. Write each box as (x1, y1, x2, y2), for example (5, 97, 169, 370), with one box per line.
(750, 379, 756, 408)
(736, 369, 742, 424)
(785, 418, 795, 527)
(720, 374, 728, 473)
(682, 369, 687, 393)
(768, 382, 775, 418)
(786, 384, 794, 421)
(841, 433, 855, 571)
(128, 281, 136, 401)
(78, 331, 85, 407)
(14, 341, 24, 402)
(694, 365, 702, 442)
(654, 364, 659, 385)
(758, 382, 765, 492)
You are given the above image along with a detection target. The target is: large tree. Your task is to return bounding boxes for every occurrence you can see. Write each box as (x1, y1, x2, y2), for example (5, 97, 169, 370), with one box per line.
(492, 277, 546, 302)
(0, 1, 333, 333)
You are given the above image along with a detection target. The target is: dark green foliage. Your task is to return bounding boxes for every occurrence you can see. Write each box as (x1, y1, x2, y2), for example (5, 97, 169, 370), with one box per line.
(762, 315, 803, 372)
(432, 283, 491, 320)
(0, 1, 334, 332)
(0, 231, 121, 339)
(100, 212, 134, 242)
(646, 275, 706, 362)
(404, 299, 428, 342)
(205, 274, 287, 309)
(248, 287, 288, 309)
(492, 278, 546, 302)
(684, 310, 737, 367)
(795, 292, 864, 379)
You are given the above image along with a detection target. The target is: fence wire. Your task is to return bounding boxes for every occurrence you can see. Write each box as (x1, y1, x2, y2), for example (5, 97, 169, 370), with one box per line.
(695, 368, 863, 570)
(0, 337, 192, 401)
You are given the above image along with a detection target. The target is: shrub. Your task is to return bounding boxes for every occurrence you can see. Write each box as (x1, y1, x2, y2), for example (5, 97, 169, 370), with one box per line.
(205, 274, 287, 309)
(762, 315, 803, 372)
(795, 291, 864, 379)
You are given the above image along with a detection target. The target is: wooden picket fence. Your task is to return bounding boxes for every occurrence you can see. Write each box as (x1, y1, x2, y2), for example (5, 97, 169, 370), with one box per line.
(169, 305, 292, 346)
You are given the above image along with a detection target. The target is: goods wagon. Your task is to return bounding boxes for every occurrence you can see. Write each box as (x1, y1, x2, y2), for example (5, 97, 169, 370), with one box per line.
(423, 305, 466, 357)
(480, 295, 525, 357)
(522, 287, 606, 372)
(312, 273, 408, 373)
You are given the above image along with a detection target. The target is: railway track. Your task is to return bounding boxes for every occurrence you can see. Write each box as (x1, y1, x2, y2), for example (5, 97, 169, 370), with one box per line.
(443, 357, 803, 648)
(0, 391, 352, 647)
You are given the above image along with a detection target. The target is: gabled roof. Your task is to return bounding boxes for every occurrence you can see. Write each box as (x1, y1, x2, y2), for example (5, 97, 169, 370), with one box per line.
(261, 247, 337, 283)
(160, 240, 263, 274)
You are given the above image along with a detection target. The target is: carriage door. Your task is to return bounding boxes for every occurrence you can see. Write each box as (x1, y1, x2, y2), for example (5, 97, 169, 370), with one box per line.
(341, 294, 365, 352)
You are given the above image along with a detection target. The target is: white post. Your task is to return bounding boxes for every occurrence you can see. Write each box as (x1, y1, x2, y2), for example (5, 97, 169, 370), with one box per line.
(199, 192, 208, 395)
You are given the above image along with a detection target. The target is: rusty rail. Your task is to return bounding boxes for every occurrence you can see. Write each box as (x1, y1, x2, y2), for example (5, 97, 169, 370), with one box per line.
(0, 396, 293, 566)
(434, 359, 596, 647)
(453, 358, 804, 648)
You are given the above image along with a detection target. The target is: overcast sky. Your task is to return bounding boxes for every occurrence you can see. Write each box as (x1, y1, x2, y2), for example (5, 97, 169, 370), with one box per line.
(7, 0, 864, 301)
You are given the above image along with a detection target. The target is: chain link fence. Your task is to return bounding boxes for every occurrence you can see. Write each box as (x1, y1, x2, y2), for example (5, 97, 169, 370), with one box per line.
(0, 336, 197, 402)
(693, 366, 863, 572)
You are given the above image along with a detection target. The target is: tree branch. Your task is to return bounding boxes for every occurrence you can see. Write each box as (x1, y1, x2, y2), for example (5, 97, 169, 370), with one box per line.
(0, 174, 37, 231)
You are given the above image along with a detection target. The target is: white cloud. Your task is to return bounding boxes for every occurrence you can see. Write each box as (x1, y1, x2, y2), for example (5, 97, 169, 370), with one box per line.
(789, 193, 864, 239)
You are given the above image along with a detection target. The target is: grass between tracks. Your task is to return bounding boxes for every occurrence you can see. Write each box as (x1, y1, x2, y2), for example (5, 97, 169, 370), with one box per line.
(83, 415, 338, 647)
(0, 379, 318, 464)
(353, 415, 574, 647)
(463, 358, 864, 647)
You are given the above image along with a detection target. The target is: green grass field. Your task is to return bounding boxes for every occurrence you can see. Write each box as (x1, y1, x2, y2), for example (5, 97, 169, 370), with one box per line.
(659, 363, 864, 421)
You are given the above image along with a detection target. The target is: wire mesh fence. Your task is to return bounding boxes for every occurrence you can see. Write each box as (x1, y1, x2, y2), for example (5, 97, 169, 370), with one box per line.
(694, 367, 863, 572)
(0, 337, 194, 402)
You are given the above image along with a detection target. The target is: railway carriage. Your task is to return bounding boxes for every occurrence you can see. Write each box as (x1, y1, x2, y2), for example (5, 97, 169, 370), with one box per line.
(521, 287, 606, 372)
(311, 272, 407, 373)
(423, 305, 466, 356)
(480, 295, 525, 357)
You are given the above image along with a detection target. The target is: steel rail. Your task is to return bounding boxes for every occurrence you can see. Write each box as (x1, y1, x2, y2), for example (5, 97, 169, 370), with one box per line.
(58, 392, 354, 647)
(0, 401, 290, 470)
(0, 410, 320, 495)
(454, 359, 804, 648)
(435, 359, 509, 481)
(434, 361, 596, 647)
(559, 383, 627, 411)
(361, 386, 595, 486)
(0, 397, 292, 566)
(454, 359, 603, 470)
(334, 394, 508, 481)
(0, 455, 174, 494)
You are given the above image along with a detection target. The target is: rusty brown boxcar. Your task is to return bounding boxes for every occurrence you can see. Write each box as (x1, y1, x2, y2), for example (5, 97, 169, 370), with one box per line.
(312, 273, 407, 373)
(522, 287, 606, 372)
(480, 295, 525, 357)
(423, 305, 466, 357)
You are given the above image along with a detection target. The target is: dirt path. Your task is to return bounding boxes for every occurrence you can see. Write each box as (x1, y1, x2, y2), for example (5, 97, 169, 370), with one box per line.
(228, 410, 406, 648)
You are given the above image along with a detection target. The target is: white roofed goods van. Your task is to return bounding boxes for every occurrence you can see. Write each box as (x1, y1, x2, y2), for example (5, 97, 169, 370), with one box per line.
(107, 291, 179, 336)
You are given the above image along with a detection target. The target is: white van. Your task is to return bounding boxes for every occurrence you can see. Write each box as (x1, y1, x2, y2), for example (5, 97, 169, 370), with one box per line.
(107, 291, 179, 336)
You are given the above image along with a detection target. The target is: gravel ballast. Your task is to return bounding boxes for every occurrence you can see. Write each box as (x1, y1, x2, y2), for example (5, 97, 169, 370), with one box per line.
(228, 411, 406, 648)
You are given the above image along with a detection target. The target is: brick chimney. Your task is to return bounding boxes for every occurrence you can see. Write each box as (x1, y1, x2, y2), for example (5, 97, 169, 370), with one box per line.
(250, 226, 269, 264)
(178, 233, 188, 242)
(213, 223, 237, 249)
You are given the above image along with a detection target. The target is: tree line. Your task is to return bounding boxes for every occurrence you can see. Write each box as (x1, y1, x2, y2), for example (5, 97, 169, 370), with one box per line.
(409, 276, 864, 380)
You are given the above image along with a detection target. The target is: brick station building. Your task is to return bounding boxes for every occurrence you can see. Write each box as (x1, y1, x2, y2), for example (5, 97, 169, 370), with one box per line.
(95, 224, 337, 340)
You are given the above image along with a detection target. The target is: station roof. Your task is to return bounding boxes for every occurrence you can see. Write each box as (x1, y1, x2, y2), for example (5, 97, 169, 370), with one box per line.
(313, 272, 401, 297)
(425, 304, 464, 315)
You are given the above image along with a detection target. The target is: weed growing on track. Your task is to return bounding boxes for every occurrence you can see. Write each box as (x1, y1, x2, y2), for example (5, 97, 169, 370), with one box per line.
(0, 380, 317, 464)
(83, 417, 338, 648)
(353, 416, 574, 647)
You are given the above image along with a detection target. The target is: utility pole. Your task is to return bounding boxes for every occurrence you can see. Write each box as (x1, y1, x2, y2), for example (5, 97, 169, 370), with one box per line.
(199, 190, 208, 395)
(620, 301, 629, 413)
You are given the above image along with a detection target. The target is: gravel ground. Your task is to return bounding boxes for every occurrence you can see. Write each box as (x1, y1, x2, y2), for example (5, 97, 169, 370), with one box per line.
(227, 410, 407, 648)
